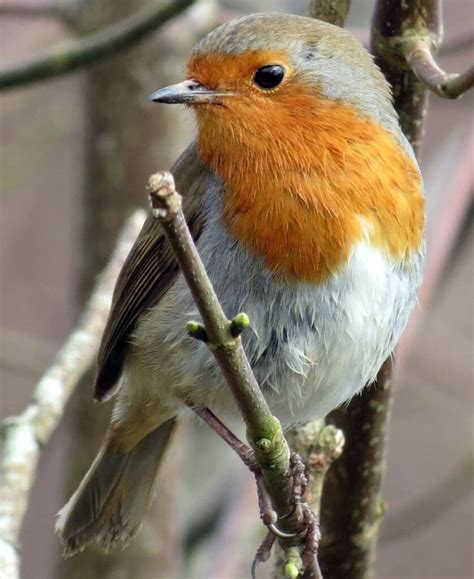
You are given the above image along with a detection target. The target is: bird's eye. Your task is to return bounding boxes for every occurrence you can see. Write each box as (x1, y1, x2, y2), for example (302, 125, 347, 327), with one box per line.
(253, 65, 285, 90)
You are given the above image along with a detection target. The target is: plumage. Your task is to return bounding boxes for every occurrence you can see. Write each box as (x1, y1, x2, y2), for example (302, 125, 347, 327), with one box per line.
(94, 145, 208, 401)
(57, 12, 425, 556)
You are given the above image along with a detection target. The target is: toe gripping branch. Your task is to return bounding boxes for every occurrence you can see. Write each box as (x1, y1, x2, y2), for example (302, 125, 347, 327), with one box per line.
(188, 404, 320, 578)
(252, 452, 321, 579)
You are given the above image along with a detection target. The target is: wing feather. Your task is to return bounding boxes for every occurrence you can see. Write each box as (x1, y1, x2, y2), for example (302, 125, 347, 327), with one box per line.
(94, 143, 211, 401)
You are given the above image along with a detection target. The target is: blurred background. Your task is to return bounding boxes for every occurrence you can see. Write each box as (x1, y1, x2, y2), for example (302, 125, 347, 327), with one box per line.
(0, 1, 473, 578)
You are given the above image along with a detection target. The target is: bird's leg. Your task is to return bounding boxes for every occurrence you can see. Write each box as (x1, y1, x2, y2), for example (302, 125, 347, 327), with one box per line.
(187, 403, 292, 537)
(188, 403, 256, 469)
(189, 404, 321, 575)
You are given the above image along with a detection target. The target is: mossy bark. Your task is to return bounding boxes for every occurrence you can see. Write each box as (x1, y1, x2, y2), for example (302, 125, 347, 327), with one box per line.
(308, 0, 351, 28)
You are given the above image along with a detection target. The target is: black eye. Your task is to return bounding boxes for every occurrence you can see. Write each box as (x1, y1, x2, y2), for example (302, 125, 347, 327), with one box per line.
(253, 65, 285, 90)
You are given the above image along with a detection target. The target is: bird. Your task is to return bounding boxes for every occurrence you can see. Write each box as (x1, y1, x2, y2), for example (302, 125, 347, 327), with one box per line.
(56, 12, 425, 556)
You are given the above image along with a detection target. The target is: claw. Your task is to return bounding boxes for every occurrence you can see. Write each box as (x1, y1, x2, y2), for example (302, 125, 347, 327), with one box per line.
(268, 521, 298, 538)
(251, 555, 260, 579)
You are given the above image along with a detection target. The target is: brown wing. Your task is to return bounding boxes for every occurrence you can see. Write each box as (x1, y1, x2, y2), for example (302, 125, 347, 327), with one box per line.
(94, 143, 211, 401)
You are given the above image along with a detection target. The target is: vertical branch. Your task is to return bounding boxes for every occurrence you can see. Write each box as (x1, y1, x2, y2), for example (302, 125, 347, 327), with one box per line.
(371, 0, 443, 154)
(319, 361, 394, 578)
(308, 0, 351, 27)
(319, 2, 442, 577)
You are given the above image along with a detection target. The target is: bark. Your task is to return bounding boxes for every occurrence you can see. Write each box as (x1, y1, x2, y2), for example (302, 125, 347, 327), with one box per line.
(370, 0, 443, 155)
(308, 0, 351, 27)
(319, 360, 393, 578)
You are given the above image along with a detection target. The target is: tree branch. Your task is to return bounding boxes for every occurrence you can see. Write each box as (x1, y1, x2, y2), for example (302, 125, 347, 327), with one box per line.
(147, 172, 320, 578)
(0, 1, 70, 19)
(289, 422, 345, 514)
(371, 0, 443, 154)
(0, 0, 195, 91)
(401, 38, 474, 99)
(319, 360, 394, 578)
(308, 0, 351, 27)
(0, 210, 145, 579)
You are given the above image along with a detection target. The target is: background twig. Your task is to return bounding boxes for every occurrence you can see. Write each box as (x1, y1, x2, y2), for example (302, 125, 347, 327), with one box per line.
(0, 0, 194, 91)
(402, 39, 474, 99)
(0, 1, 71, 19)
(0, 210, 145, 579)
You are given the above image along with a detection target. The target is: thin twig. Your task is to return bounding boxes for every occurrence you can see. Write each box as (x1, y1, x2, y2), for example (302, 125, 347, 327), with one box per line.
(147, 172, 319, 577)
(402, 38, 474, 99)
(0, 1, 68, 19)
(0, 0, 195, 91)
(0, 210, 145, 579)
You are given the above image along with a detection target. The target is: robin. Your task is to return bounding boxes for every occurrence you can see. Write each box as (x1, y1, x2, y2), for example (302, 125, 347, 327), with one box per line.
(56, 13, 425, 555)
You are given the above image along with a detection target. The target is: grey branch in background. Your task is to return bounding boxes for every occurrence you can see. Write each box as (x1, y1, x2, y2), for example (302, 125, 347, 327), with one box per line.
(0, 0, 195, 91)
(0, 210, 145, 579)
(0, 0, 71, 19)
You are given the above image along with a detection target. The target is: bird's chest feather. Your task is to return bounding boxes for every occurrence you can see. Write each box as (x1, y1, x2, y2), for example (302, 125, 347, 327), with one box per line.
(196, 94, 424, 285)
(132, 183, 423, 424)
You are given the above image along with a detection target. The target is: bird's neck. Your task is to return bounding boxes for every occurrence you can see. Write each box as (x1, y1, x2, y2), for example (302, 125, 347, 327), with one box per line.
(197, 98, 424, 284)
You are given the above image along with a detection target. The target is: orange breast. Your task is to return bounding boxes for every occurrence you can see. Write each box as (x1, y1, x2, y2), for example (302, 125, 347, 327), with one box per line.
(195, 81, 424, 284)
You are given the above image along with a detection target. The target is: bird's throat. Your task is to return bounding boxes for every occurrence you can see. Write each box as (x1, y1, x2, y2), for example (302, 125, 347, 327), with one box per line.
(197, 98, 424, 284)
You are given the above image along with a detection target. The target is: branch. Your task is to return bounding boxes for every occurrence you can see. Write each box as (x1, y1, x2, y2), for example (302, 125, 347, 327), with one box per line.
(0, 210, 145, 579)
(289, 421, 345, 513)
(319, 1, 469, 575)
(0, 0, 195, 91)
(319, 359, 394, 578)
(402, 38, 474, 99)
(147, 172, 320, 578)
(308, 0, 351, 27)
(0, 1, 70, 19)
(371, 0, 443, 154)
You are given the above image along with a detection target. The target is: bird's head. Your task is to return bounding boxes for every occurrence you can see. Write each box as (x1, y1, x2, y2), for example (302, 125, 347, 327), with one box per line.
(149, 13, 423, 284)
(150, 13, 398, 156)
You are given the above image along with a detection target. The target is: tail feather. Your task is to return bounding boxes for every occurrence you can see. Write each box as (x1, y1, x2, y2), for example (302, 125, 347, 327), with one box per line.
(56, 419, 176, 557)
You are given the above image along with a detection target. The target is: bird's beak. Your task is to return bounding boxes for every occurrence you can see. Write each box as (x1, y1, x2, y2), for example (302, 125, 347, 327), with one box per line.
(149, 79, 234, 105)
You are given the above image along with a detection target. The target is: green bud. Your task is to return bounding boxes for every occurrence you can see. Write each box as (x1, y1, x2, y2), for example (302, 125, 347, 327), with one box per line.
(284, 562, 300, 578)
(256, 437, 271, 451)
(186, 321, 208, 342)
(230, 312, 250, 337)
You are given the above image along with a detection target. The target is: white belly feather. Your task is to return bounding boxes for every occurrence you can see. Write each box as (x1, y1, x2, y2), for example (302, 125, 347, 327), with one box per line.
(126, 187, 424, 427)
